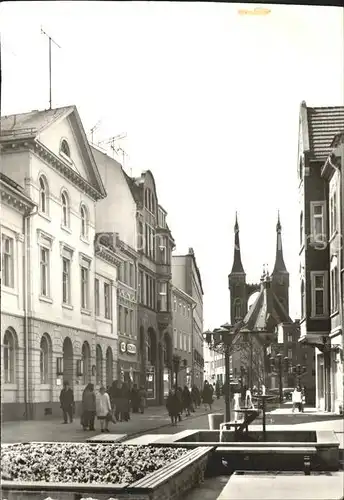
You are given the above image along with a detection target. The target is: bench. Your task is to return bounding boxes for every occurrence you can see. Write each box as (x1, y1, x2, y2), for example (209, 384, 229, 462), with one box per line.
(215, 446, 317, 475)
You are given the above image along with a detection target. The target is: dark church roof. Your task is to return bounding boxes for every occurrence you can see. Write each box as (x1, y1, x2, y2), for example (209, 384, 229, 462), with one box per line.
(240, 273, 292, 333)
(302, 102, 344, 160)
(272, 212, 287, 274)
(230, 213, 245, 274)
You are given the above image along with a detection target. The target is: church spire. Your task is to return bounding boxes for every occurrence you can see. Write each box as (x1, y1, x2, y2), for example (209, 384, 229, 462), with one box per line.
(273, 211, 287, 273)
(230, 212, 245, 274)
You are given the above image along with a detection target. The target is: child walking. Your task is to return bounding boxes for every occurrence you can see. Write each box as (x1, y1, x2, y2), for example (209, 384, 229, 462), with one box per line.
(96, 386, 112, 432)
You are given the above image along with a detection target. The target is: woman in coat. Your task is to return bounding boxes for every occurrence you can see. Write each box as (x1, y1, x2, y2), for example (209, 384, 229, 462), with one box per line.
(121, 382, 131, 421)
(182, 386, 192, 416)
(110, 380, 122, 421)
(166, 389, 179, 425)
(96, 386, 112, 432)
(81, 383, 96, 431)
(138, 386, 147, 414)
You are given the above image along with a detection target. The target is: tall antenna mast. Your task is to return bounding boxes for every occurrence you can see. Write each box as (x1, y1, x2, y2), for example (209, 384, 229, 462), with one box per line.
(40, 26, 61, 109)
(90, 120, 102, 144)
(98, 133, 127, 159)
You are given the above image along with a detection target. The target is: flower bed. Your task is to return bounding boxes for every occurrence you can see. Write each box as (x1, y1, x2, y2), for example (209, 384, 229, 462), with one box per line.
(1, 443, 187, 485)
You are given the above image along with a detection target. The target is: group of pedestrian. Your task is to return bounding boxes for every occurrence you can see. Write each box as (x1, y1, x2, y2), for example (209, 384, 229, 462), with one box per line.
(202, 380, 214, 411)
(166, 383, 212, 426)
(59, 380, 147, 433)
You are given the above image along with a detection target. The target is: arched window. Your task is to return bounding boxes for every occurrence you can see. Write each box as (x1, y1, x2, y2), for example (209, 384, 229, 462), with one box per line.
(234, 299, 241, 319)
(147, 334, 152, 364)
(40, 335, 50, 384)
(301, 280, 305, 318)
(96, 344, 103, 385)
(61, 139, 71, 158)
(39, 175, 48, 214)
(3, 328, 16, 383)
(82, 341, 91, 385)
(61, 191, 69, 227)
(80, 205, 88, 238)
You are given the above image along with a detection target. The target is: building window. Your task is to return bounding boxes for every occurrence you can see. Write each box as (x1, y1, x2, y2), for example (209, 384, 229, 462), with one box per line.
(331, 266, 339, 314)
(118, 305, 123, 333)
(124, 308, 129, 334)
(129, 262, 134, 288)
(311, 272, 327, 317)
(40, 335, 50, 384)
(234, 299, 241, 319)
(287, 333, 293, 343)
(300, 212, 304, 246)
(61, 139, 71, 157)
(39, 175, 48, 214)
(187, 307, 190, 318)
(173, 297, 177, 312)
(104, 282, 111, 319)
(138, 221, 144, 252)
(96, 344, 102, 385)
(310, 201, 326, 245)
(159, 236, 167, 264)
(62, 257, 71, 304)
(139, 271, 144, 303)
(330, 191, 337, 236)
(3, 328, 16, 383)
(173, 328, 177, 348)
(301, 280, 305, 319)
(158, 282, 168, 311)
(1, 235, 14, 288)
(288, 348, 293, 360)
(80, 266, 89, 309)
(95, 278, 100, 316)
(129, 310, 134, 336)
(40, 247, 50, 297)
(80, 205, 88, 238)
(61, 191, 69, 227)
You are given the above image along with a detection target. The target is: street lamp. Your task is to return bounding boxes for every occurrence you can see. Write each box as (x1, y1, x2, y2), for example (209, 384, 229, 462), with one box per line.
(292, 363, 307, 387)
(269, 353, 291, 403)
(203, 323, 238, 422)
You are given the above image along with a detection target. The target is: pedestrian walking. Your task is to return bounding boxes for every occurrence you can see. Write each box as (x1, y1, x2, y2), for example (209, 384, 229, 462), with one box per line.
(301, 387, 306, 412)
(96, 386, 112, 432)
(166, 389, 180, 425)
(202, 381, 213, 411)
(215, 380, 221, 400)
(81, 383, 96, 431)
(130, 384, 140, 413)
(121, 382, 131, 421)
(175, 386, 183, 421)
(182, 386, 192, 416)
(59, 381, 74, 424)
(292, 386, 302, 412)
(138, 386, 147, 414)
(110, 380, 122, 421)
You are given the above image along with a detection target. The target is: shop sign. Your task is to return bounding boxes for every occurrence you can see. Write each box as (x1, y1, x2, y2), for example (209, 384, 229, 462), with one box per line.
(127, 343, 136, 354)
(120, 342, 126, 353)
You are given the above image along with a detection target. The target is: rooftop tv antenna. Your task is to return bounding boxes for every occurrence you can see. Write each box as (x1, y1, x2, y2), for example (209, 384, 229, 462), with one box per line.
(90, 120, 102, 144)
(98, 133, 127, 158)
(40, 26, 61, 109)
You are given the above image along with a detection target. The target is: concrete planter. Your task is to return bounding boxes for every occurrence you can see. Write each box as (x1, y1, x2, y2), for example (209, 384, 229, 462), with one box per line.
(1, 445, 213, 500)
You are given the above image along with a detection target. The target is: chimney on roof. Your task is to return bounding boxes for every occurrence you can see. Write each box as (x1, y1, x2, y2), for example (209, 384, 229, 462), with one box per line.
(188, 248, 194, 255)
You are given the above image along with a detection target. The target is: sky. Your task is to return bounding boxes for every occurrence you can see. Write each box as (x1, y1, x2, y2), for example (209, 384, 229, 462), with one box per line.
(1, 2, 343, 330)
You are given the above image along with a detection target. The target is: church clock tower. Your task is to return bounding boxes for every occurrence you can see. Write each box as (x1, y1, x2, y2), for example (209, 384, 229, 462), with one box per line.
(228, 214, 247, 323)
(271, 212, 290, 314)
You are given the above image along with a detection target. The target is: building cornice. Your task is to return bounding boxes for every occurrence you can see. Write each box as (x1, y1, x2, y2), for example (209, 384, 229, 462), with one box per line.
(0, 178, 36, 215)
(172, 284, 197, 307)
(0, 138, 105, 201)
(95, 245, 123, 267)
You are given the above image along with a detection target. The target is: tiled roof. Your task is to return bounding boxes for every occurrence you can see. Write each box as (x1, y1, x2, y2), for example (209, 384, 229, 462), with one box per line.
(306, 105, 344, 160)
(0, 106, 74, 137)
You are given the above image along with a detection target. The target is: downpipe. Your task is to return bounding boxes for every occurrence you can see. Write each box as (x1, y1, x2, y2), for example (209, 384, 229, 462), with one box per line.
(23, 207, 38, 420)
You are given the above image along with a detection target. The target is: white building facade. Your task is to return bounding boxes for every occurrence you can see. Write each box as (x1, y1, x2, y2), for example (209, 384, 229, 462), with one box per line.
(0, 106, 122, 420)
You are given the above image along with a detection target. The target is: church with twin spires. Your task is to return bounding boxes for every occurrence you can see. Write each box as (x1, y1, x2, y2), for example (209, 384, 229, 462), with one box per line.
(228, 212, 291, 328)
